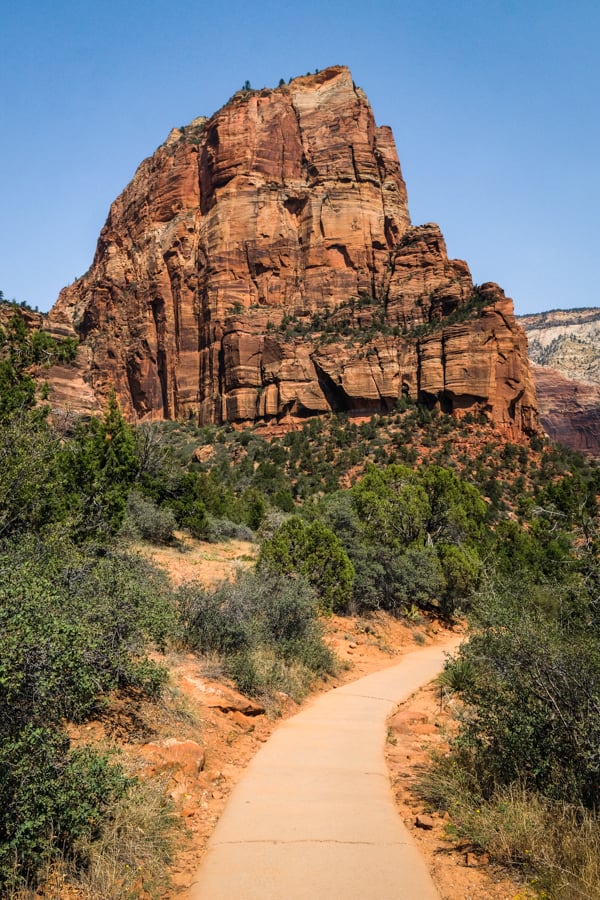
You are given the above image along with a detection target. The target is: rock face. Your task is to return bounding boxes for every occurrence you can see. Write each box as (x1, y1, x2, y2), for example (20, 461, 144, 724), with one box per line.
(521, 308, 600, 386)
(48, 66, 538, 433)
(530, 363, 600, 458)
(520, 309, 600, 457)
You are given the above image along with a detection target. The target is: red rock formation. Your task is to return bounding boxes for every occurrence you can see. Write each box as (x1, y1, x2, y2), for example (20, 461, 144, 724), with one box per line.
(520, 309, 600, 456)
(48, 66, 538, 434)
(531, 363, 600, 458)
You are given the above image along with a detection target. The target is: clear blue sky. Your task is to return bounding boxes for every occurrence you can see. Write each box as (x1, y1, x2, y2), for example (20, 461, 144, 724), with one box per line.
(1, 0, 598, 314)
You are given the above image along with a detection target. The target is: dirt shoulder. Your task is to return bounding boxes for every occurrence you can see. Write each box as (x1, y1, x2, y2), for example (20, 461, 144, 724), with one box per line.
(386, 682, 533, 900)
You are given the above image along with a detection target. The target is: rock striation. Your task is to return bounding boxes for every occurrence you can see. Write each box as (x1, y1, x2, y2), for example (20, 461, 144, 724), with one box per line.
(48, 66, 538, 433)
(530, 363, 600, 459)
(520, 309, 600, 457)
(521, 308, 600, 386)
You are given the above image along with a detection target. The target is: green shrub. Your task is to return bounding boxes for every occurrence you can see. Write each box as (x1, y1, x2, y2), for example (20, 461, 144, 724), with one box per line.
(437, 543, 481, 616)
(207, 517, 254, 542)
(178, 571, 336, 700)
(122, 490, 176, 544)
(0, 536, 179, 890)
(0, 412, 67, 540)
(0, 726, 129, 892)
(438, 548, 600, 808)
(0, 539, 176, 727)
(259, 516, 354, 614)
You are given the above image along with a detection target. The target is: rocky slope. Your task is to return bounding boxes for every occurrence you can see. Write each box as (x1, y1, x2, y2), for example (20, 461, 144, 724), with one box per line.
(520, 309, 600, 457)
(47, 66, 538, 434)
(521, 308, 600, 384)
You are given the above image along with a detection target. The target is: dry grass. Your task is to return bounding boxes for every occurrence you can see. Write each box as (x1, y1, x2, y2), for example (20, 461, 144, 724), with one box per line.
(477, 787, 600, 900)
(8, 776, 178, 900)
(72, 774, 179, 900)
(418, 763, 600, 899)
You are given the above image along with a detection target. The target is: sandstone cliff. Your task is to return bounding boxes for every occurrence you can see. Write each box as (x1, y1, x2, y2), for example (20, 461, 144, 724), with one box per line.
(521, 308, 600, 386)
(48, 66, 537, 434)
(530, 363, 600, 459)
(520, 308, 600, 457)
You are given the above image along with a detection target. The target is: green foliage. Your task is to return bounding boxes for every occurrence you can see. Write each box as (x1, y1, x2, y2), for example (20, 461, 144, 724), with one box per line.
(0, 412, 67, 539)
(437, 543, 481, 615)
(321, 464, 487, 617)
(0, 540, 175, 729)
(421, 465, 486, 543)
(241, 487, 267, 530)
(167, 472, 210, 537)
(0, 533, 177, 891)
(65, 390, 141, 534)
(178, 571, 336, 700)
(351, 465, 430, 547)
(385, 544, 445, 612)
(122, 490, 177, 544)
(259, 516, 355, 613)
(0, 307, 77, 419)
(406, 286, 492, 338)
(420, 477, 600, 889)
(450, 576, 600, 807)
(0, 356, 36, 416)
(0, 726, 129, 891)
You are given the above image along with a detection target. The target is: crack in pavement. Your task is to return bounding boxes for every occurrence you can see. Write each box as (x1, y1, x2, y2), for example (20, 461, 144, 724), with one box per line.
(210, 838, 414, 848)
(336, 691, 399, 702)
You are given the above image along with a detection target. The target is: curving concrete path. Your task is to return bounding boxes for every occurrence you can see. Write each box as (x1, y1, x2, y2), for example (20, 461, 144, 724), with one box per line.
(190, 638, 460, 899)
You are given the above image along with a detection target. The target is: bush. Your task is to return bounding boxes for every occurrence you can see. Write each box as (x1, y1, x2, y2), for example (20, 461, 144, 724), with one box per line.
(122, 490, 176, 544)
(0, 412, 67, 540)
(0, 536, 179, 890)
(0, 726, 129, 892)
(259, 516, 354, 614)
(0, 539, 176, 728)
(207, 517, 254, 542)
(177, 571, 336, 700)
(386, 544, 445, 613)
(437, 543, 481, 616)
(450, 578, 600, 807)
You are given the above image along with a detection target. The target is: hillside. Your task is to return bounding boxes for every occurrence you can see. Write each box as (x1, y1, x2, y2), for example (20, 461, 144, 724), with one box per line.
(1, 301, 599, 898)
(521, 307, 600, 384)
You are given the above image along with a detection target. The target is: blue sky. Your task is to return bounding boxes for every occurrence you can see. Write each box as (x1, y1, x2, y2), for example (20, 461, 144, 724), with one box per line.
(1, 0, 598, 314)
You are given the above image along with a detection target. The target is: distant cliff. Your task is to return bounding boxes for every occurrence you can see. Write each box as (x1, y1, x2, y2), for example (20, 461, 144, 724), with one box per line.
(520, 308, 600, 457)
(47, 66, 538, 435)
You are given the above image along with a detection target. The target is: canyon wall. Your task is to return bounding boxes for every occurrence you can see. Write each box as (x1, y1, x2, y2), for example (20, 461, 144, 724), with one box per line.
(521, 309, 600, 457)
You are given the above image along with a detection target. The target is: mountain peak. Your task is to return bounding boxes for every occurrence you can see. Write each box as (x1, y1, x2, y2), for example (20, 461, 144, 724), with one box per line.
(47, 69, 538, 436)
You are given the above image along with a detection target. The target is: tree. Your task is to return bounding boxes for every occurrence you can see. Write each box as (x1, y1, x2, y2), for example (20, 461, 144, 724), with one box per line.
(421, 465, 486, 544)
(0, 309, 76, 420)
(437, 543, 481, 616)
(65, 389, 140, 533)
(259, 516, 354, 614)
(351, 464, 430, 548)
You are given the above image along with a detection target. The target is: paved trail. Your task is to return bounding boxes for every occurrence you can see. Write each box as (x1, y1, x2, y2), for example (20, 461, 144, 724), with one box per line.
(190, 638, 460, 899)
